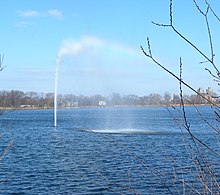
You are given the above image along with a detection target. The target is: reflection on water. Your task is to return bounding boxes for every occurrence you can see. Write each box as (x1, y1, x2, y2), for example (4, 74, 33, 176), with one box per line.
(0, 107, 218, 194)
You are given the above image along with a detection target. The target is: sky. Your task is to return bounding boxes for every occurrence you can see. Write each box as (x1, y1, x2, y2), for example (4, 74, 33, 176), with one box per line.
(0, 0, 219, 96)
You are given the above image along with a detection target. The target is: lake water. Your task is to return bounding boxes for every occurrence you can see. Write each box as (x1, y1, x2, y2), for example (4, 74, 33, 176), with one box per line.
(0, 106, 219, 194)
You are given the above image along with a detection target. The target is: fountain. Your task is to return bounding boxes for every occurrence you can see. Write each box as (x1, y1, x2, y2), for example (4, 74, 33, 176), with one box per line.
(54, 57, 60, 127)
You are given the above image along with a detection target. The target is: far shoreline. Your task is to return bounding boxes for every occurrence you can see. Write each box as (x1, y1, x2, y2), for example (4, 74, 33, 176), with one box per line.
(0, 103, 218, 111)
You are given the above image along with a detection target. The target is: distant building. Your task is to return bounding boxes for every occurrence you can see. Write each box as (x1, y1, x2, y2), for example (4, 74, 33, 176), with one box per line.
(197, 87, 216, 103)
(20, 105, 34, 108)
(197, 87, 205, 95)
(98, 100, 107, 108)
(206, 87, 213, 96)
(172, 93, 181, 104)
(64, 101, 78, 108)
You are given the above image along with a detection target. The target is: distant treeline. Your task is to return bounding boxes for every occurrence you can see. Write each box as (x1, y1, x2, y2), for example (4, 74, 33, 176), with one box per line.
(0, 90, 218, 109)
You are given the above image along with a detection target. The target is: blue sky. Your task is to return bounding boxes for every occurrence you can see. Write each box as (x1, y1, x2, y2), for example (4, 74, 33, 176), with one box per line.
(0, 0, 219, 95)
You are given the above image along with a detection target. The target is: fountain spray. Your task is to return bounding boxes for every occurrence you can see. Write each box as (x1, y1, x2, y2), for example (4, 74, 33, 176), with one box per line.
(54, 38, 82, 127)
(54, 57, 60, 127)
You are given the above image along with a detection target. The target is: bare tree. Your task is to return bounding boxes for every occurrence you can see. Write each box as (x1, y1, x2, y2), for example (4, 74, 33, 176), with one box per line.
(141, 0, 220, 193)
(0, 54, 13, 182)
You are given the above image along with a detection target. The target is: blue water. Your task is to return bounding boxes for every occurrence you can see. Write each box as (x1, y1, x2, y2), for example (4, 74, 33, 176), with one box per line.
(0, 106, 219, 194)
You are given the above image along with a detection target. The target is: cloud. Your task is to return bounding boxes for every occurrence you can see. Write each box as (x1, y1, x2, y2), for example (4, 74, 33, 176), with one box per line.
(14, 21, 36, 28)
(17, 9, 63, 19)
(17, 10, 41, 17)
(47, 9, 63, 19)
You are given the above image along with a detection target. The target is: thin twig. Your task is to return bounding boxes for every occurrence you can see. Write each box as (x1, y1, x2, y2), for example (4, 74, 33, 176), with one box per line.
(205, 0, 220, 22)
(193, 0, 215, 64)
(205, 68, 220, 81)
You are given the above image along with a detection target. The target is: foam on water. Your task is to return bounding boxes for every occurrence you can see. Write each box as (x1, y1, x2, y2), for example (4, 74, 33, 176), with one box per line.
(67, 128, 162, 134)
(89, 129, 160, 134)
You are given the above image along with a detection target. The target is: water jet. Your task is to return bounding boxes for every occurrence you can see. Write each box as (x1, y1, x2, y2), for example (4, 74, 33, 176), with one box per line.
(54, 58, 59, 127)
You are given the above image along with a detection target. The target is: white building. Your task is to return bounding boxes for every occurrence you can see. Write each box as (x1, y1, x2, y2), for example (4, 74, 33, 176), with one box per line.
(98, 100, 107, 108)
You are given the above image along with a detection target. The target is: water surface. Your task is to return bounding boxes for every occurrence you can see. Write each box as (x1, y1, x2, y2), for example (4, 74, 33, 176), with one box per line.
(0, 106, 219, 194)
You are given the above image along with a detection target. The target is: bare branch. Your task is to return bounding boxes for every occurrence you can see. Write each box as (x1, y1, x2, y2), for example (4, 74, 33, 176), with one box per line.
(170, 0, 173, 26)
(179, 57, 190, 130)
(205, 68, 220, 81)
(0, 139, 14, 161)
(140, 43, 219, 108)
(143, 0, 220, 192)
(205, 0, 220, 22)
(193, 0, 206, 16)
(194, 0, 215, 64)
(151, 21, 170, 28)
(205, 13, 215, 63)
(152, 0, 219, 75)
